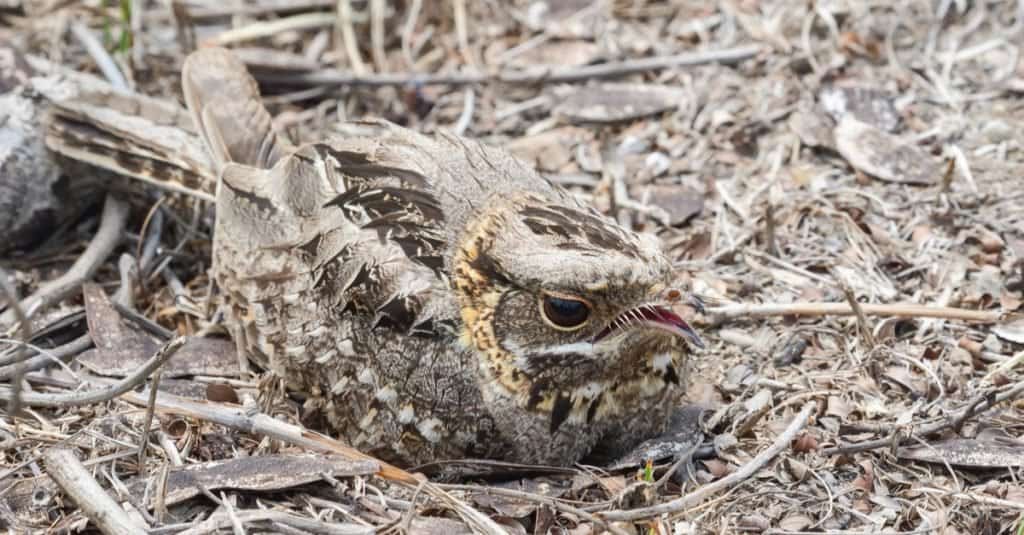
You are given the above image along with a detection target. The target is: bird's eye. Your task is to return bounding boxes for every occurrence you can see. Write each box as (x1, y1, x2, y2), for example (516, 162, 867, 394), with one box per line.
(540, 294, 591, 330)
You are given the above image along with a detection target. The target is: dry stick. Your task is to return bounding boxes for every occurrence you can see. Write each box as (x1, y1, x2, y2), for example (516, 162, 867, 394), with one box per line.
(43, 447, 147, 535)
(257, 43, 763, 87)
(336, 0, 367, 75)
(0, 268, 30, 419)
(0, 196, 130, 327)
(822, 379, 1024, 456)
(208, 12, 336, 46)
(833, 274, 876, 351)
(600, 402, 817, 522)
(0, 338, 185, 408)
(369, 0, 387, 73)
(185, 0, 334, 20)
(703, 302, 1003, 323)
(136, 369, 163, 471)
(116, 389, 508, 535)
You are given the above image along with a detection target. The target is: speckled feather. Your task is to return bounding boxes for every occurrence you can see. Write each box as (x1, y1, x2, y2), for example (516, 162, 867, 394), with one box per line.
(184, 48, 696, 466)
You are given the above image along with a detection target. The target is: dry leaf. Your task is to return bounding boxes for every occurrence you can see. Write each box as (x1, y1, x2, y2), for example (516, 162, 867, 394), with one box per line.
(834, 116, 939, 185)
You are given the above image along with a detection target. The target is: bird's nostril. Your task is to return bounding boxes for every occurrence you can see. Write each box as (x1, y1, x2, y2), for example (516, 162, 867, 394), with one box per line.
(665, 288, 682, 303)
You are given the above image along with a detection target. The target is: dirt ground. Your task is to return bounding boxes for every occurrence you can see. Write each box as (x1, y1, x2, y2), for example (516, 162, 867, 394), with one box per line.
(2, 1, 1024, 534)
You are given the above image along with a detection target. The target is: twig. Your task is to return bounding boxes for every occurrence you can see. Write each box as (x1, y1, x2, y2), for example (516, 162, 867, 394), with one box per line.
(452, 88, 475, 136)
(452, 0, 477, 69)
(703, 302, 1004, 323)
(43, 447, 147, 535)
(68, 23, 129, 91)
(400, 0, 423, 70)
(207, 12, 337, 46)
(833, 273, 876, 350)
(822, 380, 1024, 455)
(0, 337, 185, 408)
(257, 43, 763, 86)
(336, 0, 367, 75)
(764, 202, 778, 257)
(0, 268, 30, 419)
(0, 195, 130, 327)
(600, 401, 817, 522)
(184, 0, 334, 20)
(137, 368, 163, 470)
(370, 0, 387, 72)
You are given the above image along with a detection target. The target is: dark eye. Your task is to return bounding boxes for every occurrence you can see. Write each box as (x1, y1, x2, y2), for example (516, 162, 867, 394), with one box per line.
(540, 294, 591, 330)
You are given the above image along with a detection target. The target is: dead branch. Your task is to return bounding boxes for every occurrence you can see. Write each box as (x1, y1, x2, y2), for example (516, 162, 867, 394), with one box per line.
(43, 447, 147, 535)
(704, 302, 1004, 323)
(0, 268, 30, 418)
(256, 43, 764, 87)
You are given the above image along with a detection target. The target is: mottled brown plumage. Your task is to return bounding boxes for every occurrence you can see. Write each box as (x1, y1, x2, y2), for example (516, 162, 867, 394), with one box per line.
(183, 48, 702, 466)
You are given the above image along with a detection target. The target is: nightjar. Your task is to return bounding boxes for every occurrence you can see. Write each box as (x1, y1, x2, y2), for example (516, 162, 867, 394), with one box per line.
(183, 47, 703, 467)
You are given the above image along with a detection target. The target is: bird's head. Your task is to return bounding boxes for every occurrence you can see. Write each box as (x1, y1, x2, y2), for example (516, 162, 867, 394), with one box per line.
(453, 192, 702, 432)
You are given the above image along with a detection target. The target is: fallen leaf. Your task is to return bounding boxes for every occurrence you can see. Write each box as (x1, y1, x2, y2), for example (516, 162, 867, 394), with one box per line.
(834, 116, 939, 185)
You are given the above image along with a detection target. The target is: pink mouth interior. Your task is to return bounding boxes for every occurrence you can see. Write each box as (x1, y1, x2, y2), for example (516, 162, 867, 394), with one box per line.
(594, 305, 704, 348)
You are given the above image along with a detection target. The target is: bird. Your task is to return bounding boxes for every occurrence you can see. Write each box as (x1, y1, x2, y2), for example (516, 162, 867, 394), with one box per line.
(182, 47, 703, 467)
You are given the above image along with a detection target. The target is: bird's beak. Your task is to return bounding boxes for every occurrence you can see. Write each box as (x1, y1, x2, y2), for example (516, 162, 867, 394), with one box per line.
(593, 304, 705, 349)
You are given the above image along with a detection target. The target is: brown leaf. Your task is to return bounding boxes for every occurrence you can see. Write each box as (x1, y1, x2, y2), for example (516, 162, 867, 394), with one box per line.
(792, 432, 819, 454)
(702, 459, 731, 478)
(834, 116, 939, 185)
(205, 383, 239, 404)
(852, 460, 874, 493)
(82, 283, 160, 368)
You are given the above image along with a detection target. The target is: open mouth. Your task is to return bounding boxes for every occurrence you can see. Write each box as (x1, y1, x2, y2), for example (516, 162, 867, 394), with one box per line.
(593, 304, 705, 349)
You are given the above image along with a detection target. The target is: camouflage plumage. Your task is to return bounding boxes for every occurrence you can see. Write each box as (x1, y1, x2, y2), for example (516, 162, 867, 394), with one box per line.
(183, 48, 702, 466)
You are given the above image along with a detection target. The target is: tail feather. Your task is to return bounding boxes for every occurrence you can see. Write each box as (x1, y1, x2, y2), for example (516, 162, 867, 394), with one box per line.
(181, 47, 291, 172)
